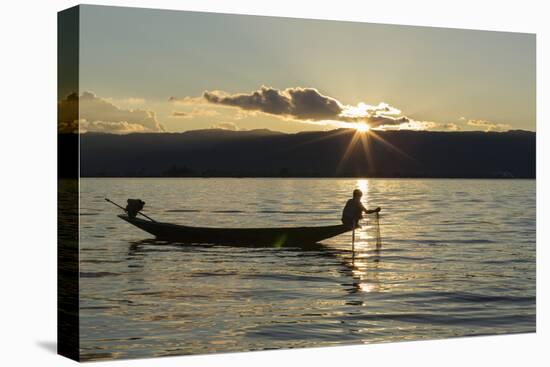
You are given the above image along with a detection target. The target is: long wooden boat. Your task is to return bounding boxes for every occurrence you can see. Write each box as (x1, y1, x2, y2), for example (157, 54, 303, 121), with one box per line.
(118, 214, 350, 246)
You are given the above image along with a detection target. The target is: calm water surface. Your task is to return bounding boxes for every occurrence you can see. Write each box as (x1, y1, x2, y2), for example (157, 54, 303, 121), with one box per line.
(78, 178, 535, 361)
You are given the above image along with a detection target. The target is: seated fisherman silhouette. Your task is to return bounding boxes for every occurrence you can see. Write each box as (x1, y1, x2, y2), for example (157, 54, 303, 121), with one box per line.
(341, 189, 381, 229)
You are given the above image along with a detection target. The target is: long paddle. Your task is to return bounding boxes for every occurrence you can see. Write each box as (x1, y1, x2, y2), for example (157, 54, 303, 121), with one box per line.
(350, 214, 363, 258)
(104, 198, 157, 222)
(375, 212, 382, 247)
(351, 220, 356, 264)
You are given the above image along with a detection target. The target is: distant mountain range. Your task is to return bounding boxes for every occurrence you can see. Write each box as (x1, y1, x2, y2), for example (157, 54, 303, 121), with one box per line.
(66, 128, 535, 178)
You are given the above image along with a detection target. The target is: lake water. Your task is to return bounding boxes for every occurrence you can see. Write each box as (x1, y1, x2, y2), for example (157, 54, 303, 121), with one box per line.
(78, 178, 536, 361)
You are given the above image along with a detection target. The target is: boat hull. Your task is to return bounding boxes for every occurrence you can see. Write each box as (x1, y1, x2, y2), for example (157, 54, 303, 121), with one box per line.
(118, 215, 350, 246)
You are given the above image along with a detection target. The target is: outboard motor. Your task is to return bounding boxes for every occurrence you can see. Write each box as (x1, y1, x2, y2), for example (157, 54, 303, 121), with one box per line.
(126, 199, 145, 219)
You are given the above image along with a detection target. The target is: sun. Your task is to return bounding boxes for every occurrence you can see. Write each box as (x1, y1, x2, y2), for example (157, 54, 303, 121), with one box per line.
(355, 123, 370, 132)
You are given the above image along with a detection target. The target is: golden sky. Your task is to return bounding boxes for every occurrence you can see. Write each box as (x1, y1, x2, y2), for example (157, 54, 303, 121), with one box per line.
(64, 5, 535, 134)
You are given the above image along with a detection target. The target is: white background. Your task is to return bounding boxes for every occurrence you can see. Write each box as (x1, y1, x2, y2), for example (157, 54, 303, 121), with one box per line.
(0, 0, 547, 365)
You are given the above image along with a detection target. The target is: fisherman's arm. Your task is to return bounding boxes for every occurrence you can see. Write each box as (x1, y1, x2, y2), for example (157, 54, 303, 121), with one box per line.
(363, 205, 381, 214)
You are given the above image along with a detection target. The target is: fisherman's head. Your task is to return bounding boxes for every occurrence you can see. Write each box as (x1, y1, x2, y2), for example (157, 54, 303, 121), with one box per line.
(353, 189, 363, 199)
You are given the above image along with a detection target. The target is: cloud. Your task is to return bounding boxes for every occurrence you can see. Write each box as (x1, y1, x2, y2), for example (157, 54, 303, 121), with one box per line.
(175, 86, 411, 129)
(58, 92, 80, 133)
(385, 120, 460, 131)
(436, 123, 460, 131)
(169, 106, 222, 120)
(210, 122, 241, 131)
(79, 120, 149, 134)
(467, 119, 511, 132)
(171, 86, 501, 133)
(170, 111, 191, 118)
(202, 86, 342, 121)
(361, 115, 410, 128)
(105, 97, 146, 106)
(168, 95, 204, 104)
(58, 92, 165, 133)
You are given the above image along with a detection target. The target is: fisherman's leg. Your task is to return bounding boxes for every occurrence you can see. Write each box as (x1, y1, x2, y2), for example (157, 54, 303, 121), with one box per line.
(342, 218, 354, 229)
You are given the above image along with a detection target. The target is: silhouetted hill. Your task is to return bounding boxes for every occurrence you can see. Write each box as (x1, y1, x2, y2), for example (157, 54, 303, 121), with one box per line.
(73, 128, 535, 178)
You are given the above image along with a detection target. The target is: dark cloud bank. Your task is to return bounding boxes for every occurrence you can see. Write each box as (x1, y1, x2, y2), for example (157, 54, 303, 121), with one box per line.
(200, 86, 409, 128)
(58, 92, 165, 133)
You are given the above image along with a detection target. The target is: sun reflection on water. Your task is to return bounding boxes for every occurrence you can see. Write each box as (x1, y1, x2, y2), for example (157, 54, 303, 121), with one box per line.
(348, 178, 384, 293)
